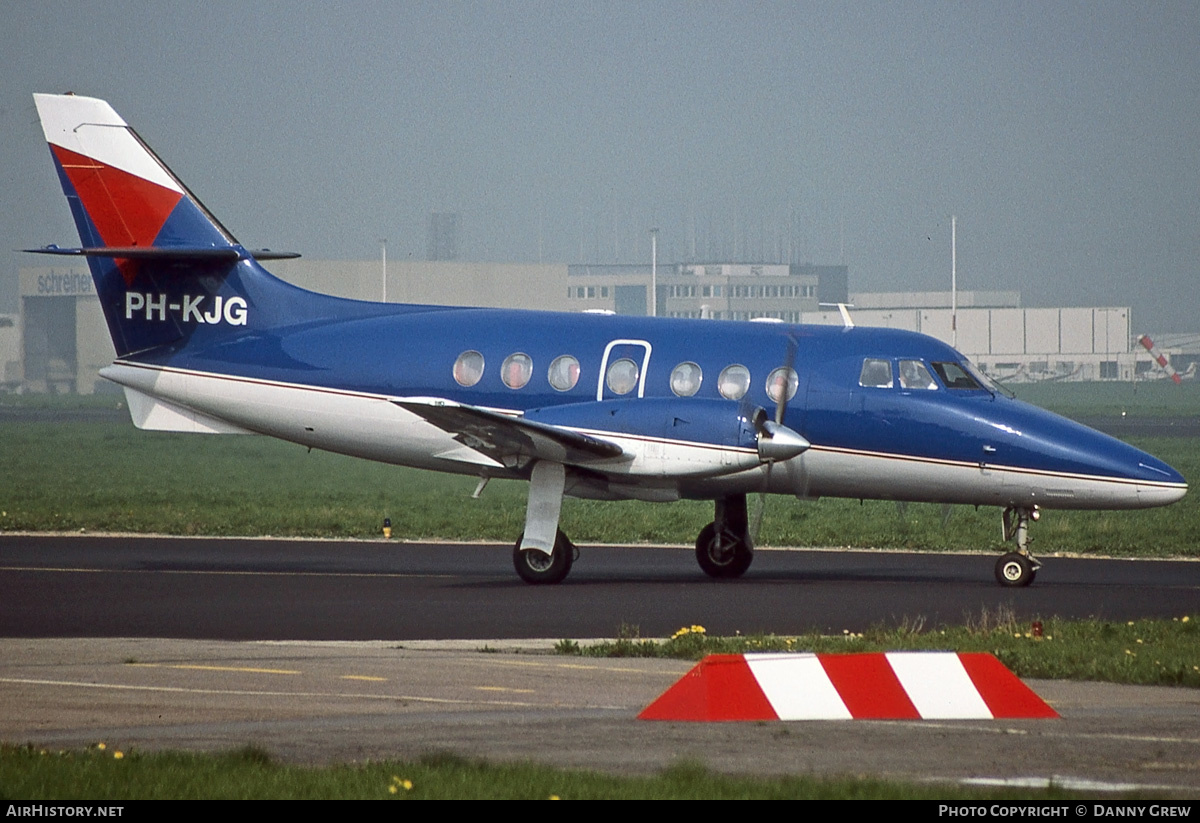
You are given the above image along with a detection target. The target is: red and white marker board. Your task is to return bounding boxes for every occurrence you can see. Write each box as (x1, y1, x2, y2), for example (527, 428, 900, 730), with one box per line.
(639, 652, 1058, 721)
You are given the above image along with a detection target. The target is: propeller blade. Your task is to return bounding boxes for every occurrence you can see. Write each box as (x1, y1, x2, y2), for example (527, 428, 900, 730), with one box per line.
(751, 464, 770, 544)
(776, 332, 799, 426)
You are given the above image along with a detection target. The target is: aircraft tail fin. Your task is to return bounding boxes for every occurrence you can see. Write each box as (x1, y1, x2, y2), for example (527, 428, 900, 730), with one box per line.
(30, 93, 309, 357)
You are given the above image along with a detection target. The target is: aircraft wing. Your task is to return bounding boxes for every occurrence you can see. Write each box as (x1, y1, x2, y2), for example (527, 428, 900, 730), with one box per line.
(393, 398, 627, 470)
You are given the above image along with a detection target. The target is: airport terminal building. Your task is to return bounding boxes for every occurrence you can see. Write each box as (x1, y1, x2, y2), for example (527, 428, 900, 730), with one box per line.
(4, 257, 1182, 393)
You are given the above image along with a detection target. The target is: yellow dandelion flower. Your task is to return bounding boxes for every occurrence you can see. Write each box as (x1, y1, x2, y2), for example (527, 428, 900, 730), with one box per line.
(389, 786, 398, 795)
(549, 795, 561, 800)
(1183, 616, 1191, 623)
(113, 751, 123, 760)
(96, 743, 106, 751)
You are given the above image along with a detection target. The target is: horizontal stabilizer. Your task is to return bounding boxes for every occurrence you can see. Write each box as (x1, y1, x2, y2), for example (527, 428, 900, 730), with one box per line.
(394, 398, 626, 470)
(122, 386, 255, 434)
(23, 245, 300, 261)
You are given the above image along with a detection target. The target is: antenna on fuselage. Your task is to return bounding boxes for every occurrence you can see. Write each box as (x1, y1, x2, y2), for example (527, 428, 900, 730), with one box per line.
(820, 302, 856, 329)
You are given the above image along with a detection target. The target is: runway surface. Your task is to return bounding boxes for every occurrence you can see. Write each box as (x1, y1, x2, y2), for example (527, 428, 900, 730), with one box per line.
(1, 535, 1198, 640)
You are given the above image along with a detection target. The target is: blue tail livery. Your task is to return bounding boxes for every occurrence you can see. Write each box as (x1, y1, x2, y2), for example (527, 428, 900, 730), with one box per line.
(28, 93, 1187, 586)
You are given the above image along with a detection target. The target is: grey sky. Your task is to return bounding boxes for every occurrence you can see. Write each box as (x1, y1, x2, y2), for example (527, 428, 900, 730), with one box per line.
(3, 1, 1197, 331)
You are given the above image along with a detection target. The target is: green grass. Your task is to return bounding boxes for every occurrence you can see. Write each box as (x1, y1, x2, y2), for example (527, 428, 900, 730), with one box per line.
(0, 745, 1113, 800)
(1, 418, 1197, 556)
(559, 613, 1200, 689)
(1012, 380, 1200, 419)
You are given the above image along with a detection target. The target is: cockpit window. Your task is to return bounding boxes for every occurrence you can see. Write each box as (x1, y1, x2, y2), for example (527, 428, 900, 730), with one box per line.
(898, 359, 938, 390)
(453, 350, 484, 387)
(859, 358, 893, 388)
(931, 361, 981, 390)
(961, 359, 1015, 397)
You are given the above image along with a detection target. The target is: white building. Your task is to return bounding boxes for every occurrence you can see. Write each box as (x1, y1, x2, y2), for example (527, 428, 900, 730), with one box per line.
(9, 263, 1181, 393)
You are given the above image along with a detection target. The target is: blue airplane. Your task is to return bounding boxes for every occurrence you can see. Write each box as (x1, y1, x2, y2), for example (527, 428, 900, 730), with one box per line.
(27, 93, 1187, 587)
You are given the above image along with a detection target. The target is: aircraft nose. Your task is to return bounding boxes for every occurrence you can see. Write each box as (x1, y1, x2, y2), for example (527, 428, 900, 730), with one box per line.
(994, 401, 1187, 510)
(1132, 452, 1188, 505)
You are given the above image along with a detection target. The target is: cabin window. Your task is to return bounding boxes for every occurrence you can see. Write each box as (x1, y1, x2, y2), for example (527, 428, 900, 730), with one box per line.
(670, 361, 703, 397)
(718, 364, 751, 400)
(765, 367, 799, 404)
(606, 357, 639, 395)
(859, 358, 893, 389)
(930, 362, 981, 390)
(453, 350, 485, 387)
(501, 352, 533, 389)
(899, 359, 937, 390)
(548, 355, 581, 391)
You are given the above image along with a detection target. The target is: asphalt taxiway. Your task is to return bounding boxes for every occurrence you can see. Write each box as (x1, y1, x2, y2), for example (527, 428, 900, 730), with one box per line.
(3, 536, 1199, 639)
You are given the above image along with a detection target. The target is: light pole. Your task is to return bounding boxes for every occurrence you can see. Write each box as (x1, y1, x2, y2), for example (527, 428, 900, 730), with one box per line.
(649, 227, 659, 317)
(379, 238, 388, 303)
(951, 215, 957, 348)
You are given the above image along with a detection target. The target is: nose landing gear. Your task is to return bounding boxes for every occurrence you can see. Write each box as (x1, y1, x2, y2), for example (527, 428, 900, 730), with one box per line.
(996, 505, 1042, 587)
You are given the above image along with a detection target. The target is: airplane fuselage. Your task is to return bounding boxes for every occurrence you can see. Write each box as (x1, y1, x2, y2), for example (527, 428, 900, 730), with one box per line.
(101, 298, 1185, 511)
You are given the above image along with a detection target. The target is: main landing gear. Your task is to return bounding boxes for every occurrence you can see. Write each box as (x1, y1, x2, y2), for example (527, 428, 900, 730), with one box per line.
(513, 528, 575, 585)
(996, 505, 1042, 587)
(513, 461, 576, 585)
(695, 494, 754, 579)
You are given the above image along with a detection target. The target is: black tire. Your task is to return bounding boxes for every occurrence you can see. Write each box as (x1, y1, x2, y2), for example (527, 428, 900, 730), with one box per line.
(995, 552, 1035, 587)
(513, 529, 573, 585)
(695, 522, 753, 579)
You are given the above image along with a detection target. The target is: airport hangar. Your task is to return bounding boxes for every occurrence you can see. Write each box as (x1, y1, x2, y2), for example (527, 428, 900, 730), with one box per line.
(5, 258, 1174, 394)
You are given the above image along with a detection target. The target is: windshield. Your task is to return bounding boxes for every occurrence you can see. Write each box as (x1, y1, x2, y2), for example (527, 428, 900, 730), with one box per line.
(930, 361, 981, 389)
(956, 359, 1015, 398)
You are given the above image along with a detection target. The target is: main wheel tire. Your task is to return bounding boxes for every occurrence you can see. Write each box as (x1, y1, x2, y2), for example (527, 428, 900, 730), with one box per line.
(513, 529, 574, 585)
(695, 522, 753, 579)
(995, 552, 1035, 587)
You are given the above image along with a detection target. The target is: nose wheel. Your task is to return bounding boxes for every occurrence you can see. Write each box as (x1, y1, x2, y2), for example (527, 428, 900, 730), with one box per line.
(995, 552, 1036, 587)
(996, 506, 1042, 587)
